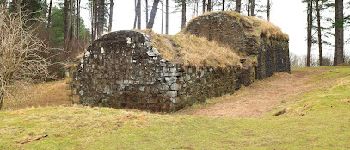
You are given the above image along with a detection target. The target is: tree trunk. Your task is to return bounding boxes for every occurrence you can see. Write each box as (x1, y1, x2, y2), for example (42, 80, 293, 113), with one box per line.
(96, 0, 105, 38)
(92, 0, 98, 40)
(137, 0, 141, 29)
(47, 0, 53, 28)
(133, 0, 141, 29)
(145, 0, 149, 25)
(267, 0, 270, 21)
(90, 1, 95, 41)
(166, 0, 169, 34)
(64, 0, 71, 51)
(334, 0, 344, 65)
(108, 0, 113, 32)
(133, 0, 137, 29)
(247, 0, 250, 16)
(76, 0, 81, 39)
(306, 0, 312, 67)
(0, 89, 4, 110)
(202, 0, 206, 14)
(196, 0, 199, 16)
(235, 0, 241, 13)
(316, 0, 323, 66)
(161, 1, 164, 34)
(70, 0, 76, 39)
(250, 0, 255, 16)
(146, 0, 160, 29)
(207, 0, 211, 12)
(222, 0, 225, 11)
(181, 0, 186, 29)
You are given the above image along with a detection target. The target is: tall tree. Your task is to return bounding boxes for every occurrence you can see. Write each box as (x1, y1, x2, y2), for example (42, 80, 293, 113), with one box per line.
(161, 1, 164, 33)
(91, 0, 97, 41)
(181, 0, 186, 29)
(76, 0, 81, 37)
(207, 0, 211, 11)
(196, 0, 199, 15)
(334, 0, 344, 65)
(64, 0, 72, 51)
(137, 0, 141, 29)
(315, 0, 323, 66)
(133, 0, 137, 29)
(250, 0, 255, 16)
(47, 0, 53, 28)
(166, 0, 169, 34)
(108, 0, 113, 32)
(145, 0, 149, 24)
(146, 0, 160, 29)
(267, 0, 270, 21)
(96, 0, 106, 37)
(306, 0, 312, 67)
(133, 0, 141, 29)
(70, 0, 76, 39)
(235, 0, 241, 13)
(202, 0, 206, 13)
(222, 0, 225, 11)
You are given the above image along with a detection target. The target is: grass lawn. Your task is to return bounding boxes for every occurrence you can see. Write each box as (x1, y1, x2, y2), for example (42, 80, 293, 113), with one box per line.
(0, 67, 350, 149)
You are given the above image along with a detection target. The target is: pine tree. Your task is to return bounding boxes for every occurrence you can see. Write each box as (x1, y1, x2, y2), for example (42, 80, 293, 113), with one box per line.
(146, 0, 160, 29)
(315, 0, 323, 66)
(166, 0, 169, 34)
(181, 0, 187, 29)
(306, 0, 312, 67)
(236, 0, 241, 13)
(334, 0, 344, 65)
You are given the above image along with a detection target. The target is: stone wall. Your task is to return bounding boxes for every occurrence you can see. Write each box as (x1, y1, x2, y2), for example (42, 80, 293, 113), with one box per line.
(72, 31, 252, 111)
(72, 12, 290, 112)
(185, 12, 291, 80)
(256, 37, 291, 79)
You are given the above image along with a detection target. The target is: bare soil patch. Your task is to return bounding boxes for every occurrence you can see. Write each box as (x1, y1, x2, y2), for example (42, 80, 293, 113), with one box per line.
(178, 68, 330, 117)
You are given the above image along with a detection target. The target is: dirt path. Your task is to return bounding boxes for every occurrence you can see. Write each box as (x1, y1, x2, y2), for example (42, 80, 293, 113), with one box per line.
(179, 68, 329, 117)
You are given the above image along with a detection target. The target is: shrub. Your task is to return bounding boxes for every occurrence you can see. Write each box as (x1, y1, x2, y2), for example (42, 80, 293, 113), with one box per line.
(0, 8, 49, 109)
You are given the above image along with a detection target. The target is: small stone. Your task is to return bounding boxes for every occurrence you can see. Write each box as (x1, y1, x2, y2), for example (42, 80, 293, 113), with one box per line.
(166, 91, 177, 98)
(169, 67, 177, 73)
(79, 90, 84, 96)
(165, 77, 177, 83)
(139, 86, 145, 91)
(170, 97, 177, 103)
(170, 83, 181, 90)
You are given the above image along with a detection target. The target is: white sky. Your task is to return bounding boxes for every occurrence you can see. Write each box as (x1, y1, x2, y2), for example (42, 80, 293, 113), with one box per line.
(52, 0, 349, 57)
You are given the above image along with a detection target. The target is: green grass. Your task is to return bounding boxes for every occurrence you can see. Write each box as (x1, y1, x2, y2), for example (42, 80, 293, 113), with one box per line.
(1, 67, 350, 149)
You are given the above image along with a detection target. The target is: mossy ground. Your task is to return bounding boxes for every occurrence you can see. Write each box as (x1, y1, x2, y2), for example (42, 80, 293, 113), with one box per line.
(0, 67, 349, 149)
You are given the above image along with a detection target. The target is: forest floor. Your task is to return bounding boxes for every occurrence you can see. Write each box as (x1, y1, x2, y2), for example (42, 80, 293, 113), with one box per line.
(1, 67, 350, 149)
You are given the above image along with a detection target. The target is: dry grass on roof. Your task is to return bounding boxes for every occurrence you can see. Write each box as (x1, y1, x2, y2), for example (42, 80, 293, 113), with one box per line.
(142, 30, 241, 68)
(187, 11, 289, 40)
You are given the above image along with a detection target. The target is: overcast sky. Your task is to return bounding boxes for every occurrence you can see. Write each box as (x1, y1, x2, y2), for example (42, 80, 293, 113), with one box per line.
(53, 0, 349, 58)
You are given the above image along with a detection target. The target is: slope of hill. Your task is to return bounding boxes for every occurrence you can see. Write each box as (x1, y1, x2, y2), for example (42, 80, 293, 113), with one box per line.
(0, 67, 349, 149)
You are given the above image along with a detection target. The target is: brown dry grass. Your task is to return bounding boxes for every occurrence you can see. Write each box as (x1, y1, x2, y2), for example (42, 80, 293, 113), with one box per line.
(143, 30, 241, 68)
(3, 80, 71, 110)
(187, 11, 289, 40)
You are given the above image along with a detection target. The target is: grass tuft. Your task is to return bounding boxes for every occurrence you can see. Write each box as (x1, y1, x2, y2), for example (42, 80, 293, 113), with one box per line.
(187, 11, 289, 40)
(143, 30, 241, 68)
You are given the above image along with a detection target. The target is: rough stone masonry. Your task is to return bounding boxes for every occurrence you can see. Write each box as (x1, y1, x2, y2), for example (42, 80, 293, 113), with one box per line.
(71, 12, 290, 112)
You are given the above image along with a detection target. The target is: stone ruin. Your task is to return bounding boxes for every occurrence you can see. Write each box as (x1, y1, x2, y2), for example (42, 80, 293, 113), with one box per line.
(71, 12, 291, 112)
(185, 11, 291, 79)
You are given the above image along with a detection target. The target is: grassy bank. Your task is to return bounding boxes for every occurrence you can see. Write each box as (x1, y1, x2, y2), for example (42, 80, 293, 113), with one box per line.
(0, 67, 349, 149)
